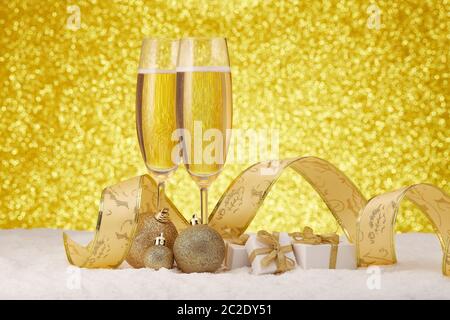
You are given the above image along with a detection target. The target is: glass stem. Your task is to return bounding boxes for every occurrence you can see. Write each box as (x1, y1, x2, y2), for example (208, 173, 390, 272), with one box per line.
(156, 181, 165, 210)
(200, 187, 208, 224)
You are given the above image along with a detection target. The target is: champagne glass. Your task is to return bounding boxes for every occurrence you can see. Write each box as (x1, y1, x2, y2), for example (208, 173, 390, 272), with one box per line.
(136, 38, 179, 209)
(176, 37, 233, 224)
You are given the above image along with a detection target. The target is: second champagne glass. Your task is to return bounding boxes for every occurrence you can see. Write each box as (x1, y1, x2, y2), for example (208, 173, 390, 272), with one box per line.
(176, 37, 233, 224)
(136, 38, 179, 210)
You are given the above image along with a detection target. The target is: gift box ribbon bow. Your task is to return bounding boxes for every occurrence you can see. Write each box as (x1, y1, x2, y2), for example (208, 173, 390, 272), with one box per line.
(289, 227, 340, 269)
(222, 227, 250, 245)
(249, 230, 295, 273)
(230, 234, 250, 245)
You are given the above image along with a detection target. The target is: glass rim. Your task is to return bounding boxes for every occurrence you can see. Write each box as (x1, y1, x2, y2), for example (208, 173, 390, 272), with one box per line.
(141, 36, 227, 42)
(179, 36, 227, 41)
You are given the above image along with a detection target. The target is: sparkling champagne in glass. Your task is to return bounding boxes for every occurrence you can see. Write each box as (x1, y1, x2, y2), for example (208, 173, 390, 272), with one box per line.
(176, 38, 233, 224)
(136, 38, 179, 209)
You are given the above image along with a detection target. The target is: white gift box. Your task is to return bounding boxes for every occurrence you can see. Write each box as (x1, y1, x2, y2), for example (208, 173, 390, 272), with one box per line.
(224, 241, 251, 270)
(245, 232, 296, 275)
(292, 236, 357, 269)
(223, 233, 253, 270)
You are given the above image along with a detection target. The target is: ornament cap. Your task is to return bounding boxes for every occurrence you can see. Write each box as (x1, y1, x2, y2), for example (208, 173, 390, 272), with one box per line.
(155, 208, 170, 223)
(190, 214, 200, 226)
(154, 232, 166, 246)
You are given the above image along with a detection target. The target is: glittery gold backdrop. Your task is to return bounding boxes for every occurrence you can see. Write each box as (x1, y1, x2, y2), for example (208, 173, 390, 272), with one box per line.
(1, 0, 448, 233)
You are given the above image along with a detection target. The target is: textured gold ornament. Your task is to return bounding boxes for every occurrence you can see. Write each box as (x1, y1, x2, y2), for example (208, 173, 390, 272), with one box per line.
(126, 208, 178, 268)
(173, 221, 225, 273)
(143, 233, 174, 270)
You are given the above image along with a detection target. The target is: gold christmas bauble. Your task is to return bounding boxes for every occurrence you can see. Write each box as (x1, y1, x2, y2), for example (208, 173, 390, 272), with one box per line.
(173, 224, 225, 273)
(143, 234, 174, 270)
(126, 208, 178, 268)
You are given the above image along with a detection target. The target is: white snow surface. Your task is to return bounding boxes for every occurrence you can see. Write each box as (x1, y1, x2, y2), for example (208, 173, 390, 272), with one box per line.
(0, 229, 449, 300)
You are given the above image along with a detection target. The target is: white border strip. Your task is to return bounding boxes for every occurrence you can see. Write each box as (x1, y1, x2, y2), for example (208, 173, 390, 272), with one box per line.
(138, 68, 176, 74)
(176, 66, 231, 73)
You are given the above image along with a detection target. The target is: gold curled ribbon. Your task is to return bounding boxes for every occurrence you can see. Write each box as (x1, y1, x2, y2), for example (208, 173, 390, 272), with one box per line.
(289, 227, 340, 269)
(357, 183, 450, 276)
(209, 157, 367, 243)
(63, 156, 450, 276)
(248, 230, 295, 273)
(64, 156, 363, 269)
(63, 175, 188, 268)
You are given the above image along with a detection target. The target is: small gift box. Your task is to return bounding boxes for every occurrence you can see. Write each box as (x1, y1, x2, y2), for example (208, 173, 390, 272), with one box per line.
(224, 234, 251, 270)
(290, 227, 357, 270)
(245, 230, 296, 275)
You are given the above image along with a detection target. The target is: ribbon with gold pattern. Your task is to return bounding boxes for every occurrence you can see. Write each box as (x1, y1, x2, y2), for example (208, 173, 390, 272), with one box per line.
(290, 227, 340, 269)
(248, 230, 295, 273)
(209, 157, 367, 242)
(63, 175, 188, 268)
(357, 183, 450, 276)
(63, 156, 450, 275)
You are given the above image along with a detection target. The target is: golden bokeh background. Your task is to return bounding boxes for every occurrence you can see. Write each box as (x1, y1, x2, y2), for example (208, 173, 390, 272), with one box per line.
(1, 0, 448, 233)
